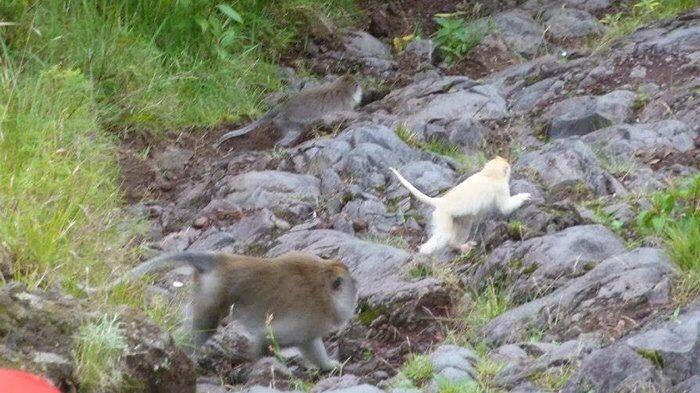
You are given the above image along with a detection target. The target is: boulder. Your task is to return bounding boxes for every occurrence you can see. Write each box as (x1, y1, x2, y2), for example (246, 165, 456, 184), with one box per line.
(581, 120, 696, 157)
(209, 171, 320, 221)
(493, 10, 544, 57)
(544, 8, 603, 41)
(375, 76, 507, 135)
(563, 346, 670, 393)
(483, 248, 676, 345)
(0, 285, 195, 392)
(515, 139, 622, 199)
(543, 90, 636, 139)
(626, 308, 700, 385)
(471, 225, 627, 301)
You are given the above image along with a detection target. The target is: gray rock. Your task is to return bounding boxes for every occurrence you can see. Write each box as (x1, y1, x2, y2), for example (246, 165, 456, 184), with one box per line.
(340, 30, 396, 76)
(429, 345, 479, 376)
(512, 76, 566, 113)
(197, 382, 233, 393)
(562, 0, 612, 11)
(544, 8, 602, 40)
(675, 376, 700, 393)
(483, 248, 676, 345)
(635, 25, 700, 54)
(376, 76, 507, 135)
(493, 10, 544, 57)
(515, 139, 620, 199)
(312, 375, 364, 393)
(563, 345, 670, 393)
(626, 308, 700, 385)
(246, 357, 293, 389)
(543, 90, 636, 139)
(325, 384, 384, 393)
(401, 39, 436, 70)
(268, 229, 448, 312)
(472, 225, 626, 301)
(210, 171, 320, 220)
(284, 124, 422, 189)
(243, 387, 301, 393)
(388, 161, 455, 199)
(343, 31, 391, 59)
(341, 199, 402, 236)
(582, 120, 696, 157)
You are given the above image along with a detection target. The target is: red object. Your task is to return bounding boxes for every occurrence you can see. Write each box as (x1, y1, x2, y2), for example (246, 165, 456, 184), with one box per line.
(0, 369, 60, 393)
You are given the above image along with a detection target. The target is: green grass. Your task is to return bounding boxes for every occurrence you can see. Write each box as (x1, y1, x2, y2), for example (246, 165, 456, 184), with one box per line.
(636, 175, 700, 304)
(595, 0, 698, 51)
(72, 314, 128, 391)
(458, 284, 513, 341)
(400, 354, 435, 387)
(433, 16, 491, 64)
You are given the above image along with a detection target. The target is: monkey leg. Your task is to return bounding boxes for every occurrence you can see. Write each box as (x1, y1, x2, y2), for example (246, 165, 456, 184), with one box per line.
(418, 210, 455, 254)
(189, 298, 223, 347)
(298, 338, 339, 371)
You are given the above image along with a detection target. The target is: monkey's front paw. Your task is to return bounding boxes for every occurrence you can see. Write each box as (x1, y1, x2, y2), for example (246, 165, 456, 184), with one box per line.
(518, 193, 532, 203)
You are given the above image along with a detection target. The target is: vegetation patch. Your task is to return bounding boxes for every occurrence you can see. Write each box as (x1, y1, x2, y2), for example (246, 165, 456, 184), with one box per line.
(595, 0, 697, 51)
(401, 354, 435, 387)
(72, 315, 128, 391)
(433, 16, 492, 64)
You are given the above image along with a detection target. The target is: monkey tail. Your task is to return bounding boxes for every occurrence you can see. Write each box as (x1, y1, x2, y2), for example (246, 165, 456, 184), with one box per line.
(80, 251, 225, 294)
(389, 167, 438, 207)
(214, 109, 278, 148)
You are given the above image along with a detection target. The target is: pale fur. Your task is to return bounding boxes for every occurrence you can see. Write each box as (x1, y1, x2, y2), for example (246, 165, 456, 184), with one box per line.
(86, 251, 358, 370)
(216, 74, 362, 148)
(389, 156, 531, 254)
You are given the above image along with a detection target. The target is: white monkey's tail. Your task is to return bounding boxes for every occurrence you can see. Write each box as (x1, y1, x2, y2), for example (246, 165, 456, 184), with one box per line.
(389, 167, 438, 207)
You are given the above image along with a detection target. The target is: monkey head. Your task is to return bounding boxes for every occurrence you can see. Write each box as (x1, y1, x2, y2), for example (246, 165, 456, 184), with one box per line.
(336, 74, 362, 106)
(481, 156, 511, 181)
(326, 260, 358, 325)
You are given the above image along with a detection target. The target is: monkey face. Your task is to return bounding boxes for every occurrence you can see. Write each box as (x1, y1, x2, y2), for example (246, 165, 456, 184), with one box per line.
(328, 262, 358, 321)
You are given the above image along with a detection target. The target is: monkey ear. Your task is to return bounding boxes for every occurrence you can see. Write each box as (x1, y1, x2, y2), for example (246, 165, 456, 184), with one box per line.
(331, 277, 343, 291)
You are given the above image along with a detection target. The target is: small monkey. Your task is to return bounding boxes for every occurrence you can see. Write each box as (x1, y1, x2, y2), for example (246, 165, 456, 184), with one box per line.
(389, 156, 531, 255)
(216, 74, 362, 148)
(88, 251, 358, 370)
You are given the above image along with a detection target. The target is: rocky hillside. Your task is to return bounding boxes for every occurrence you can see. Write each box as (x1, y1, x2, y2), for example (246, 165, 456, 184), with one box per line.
(3, 0, 698, 392)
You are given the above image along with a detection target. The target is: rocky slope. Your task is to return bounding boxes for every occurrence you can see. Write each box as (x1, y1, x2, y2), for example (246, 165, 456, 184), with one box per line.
(4, 1, 699, 392)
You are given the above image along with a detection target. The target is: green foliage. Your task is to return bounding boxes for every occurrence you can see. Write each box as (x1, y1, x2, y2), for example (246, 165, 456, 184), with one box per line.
(401, 354, 435, 387)
(73, 315, 128, 391)
(433, 17, 491, 64)
(458, 284, 513, 341)
(636, 175, 699, 272)
(0, 66, 131, 289)
(436, 376, 480, 393)
(530, 366, 573, 391)
(595, 0, 698, 51)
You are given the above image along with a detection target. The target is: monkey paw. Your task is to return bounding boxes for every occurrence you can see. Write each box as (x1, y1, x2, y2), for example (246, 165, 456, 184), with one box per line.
(517, 193, 532, 203)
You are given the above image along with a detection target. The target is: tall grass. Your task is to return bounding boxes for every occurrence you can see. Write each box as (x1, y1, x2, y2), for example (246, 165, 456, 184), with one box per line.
(636, 175, 700, 304)
(0, 0, 356, 288)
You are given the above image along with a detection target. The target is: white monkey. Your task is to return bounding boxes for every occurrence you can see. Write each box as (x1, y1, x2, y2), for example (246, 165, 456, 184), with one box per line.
(390, 156, 531, 254)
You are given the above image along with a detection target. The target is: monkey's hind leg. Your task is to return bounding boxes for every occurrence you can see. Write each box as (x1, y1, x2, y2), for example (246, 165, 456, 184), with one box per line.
(298, 338, 339, 371)
(419, 209, 455, 254)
